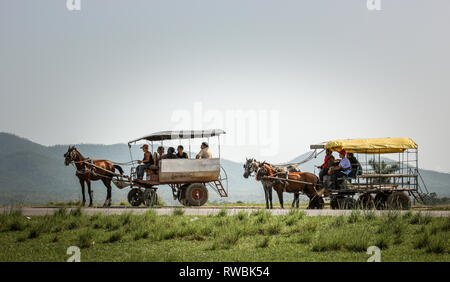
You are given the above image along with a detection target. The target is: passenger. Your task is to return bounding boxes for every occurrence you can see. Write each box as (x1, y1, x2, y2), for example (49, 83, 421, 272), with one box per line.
(317, 149, 335, 183)
(153, 146, 164, 166)
(196, 142, 212, 159)
(136, 144, 154, 180)
(347, 152, 362, 178)
(162, 147, 177, 159)
(328, 150, 352, 189)
(176, 145, 189, 159)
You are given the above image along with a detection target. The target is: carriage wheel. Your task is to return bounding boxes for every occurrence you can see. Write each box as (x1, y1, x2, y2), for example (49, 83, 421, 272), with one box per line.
(374, 192, 389, 210)
(184, 183, 209, 206)
(330, 197, 339, 210)
(336, 197, 356, 210)
(308, 196, 324, 209)
(387, 192, 411, 210)
(358, 193, 375, 209)
(128, 188, 143, 207)
(144, 189, 158, 207)
(179, 198, 190, 206)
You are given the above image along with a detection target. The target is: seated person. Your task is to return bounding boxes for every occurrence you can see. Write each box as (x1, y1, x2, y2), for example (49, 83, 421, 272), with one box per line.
(328, 150, 352, 189)
(347, 152, 362, 178)
(196, 142, 212, 159)
(162, 147, 177, 159)
(317, 149, 335, 183)
(136, 144, 154, 180)
(153, 146, 164, 166)
(176, 145, 189, 159)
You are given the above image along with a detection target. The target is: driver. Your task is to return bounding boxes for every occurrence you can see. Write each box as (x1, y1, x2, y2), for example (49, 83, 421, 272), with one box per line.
(136, 144, 153, 180)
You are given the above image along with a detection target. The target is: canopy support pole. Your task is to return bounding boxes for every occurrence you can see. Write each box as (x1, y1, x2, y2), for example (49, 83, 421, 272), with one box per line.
(218, 136, 221, 159)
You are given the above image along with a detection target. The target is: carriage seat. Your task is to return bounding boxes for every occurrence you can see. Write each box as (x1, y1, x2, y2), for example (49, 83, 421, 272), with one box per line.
(144, 165, 159, 181)
(338, 166, 360, 182)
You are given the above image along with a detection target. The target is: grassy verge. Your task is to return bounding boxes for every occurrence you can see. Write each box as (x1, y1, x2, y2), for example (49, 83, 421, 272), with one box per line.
(0, 208, 448, 262)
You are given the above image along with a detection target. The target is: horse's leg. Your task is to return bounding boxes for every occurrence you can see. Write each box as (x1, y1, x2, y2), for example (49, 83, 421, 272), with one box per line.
(268, 185, 273, 209)
(102, 178, 112, 207)
(79, 178, 86, 206)
(87, 180, 93, 207)
(276, 189, 284, 209)
(263, 184, 269, 209)
(292, 192, 298, 208)
(307, 194, 315, 209)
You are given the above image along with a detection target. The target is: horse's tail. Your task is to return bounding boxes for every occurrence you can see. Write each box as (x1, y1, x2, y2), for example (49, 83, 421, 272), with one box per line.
(114, 165, 124, 175)
(313, 174, 320, 193)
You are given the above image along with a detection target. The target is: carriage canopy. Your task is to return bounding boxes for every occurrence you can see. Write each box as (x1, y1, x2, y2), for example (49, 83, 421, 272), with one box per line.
(128, 129, 226, 145)
(311, 137, 417, 154)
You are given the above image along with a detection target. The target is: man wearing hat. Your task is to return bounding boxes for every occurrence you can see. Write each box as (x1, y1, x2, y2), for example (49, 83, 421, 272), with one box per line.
(196, 142, 212, 159)
(136, 144, 154, 180)
(317, 148, 335, 183)
(328, 149, 352, 189)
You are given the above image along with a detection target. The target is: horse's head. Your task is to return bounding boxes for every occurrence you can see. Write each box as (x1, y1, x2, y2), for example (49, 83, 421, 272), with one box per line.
(64, 146, 78, 166)
(243, 158, 259, 178)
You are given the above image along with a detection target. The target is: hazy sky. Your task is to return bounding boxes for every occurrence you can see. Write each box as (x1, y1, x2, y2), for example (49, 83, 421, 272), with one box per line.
(1, 1, 449, 172)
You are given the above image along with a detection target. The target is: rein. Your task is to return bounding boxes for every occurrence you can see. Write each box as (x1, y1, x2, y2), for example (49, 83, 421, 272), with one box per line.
(69, 156, 119, 179)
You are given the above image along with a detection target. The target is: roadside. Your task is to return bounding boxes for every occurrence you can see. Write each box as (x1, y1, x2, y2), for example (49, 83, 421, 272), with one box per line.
(1, 206, 449, 217)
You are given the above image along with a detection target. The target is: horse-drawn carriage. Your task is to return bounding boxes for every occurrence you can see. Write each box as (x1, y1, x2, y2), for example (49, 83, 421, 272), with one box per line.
(309, 137, 428, 210)
(246, 137, 428, 210)
(114, 129, 229, 207)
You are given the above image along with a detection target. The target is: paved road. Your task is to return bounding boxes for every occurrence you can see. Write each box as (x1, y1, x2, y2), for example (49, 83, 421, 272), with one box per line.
(2, 207, 449, 217)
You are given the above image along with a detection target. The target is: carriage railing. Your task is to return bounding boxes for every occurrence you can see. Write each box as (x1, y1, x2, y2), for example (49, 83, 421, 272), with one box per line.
(340, 149, 424, 193)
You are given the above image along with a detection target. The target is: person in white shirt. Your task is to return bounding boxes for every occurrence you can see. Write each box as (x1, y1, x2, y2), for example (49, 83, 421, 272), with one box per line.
(196, 142, 212, 159)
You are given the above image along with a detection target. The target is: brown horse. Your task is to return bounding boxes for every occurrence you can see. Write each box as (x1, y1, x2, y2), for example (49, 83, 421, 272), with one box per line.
(244, 158, 302, 209)
(64, 146, 123, 207)
(256, 162, 323, 209)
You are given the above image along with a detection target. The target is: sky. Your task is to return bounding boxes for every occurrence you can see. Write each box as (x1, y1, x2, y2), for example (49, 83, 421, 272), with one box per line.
(1, 0, 449, 172)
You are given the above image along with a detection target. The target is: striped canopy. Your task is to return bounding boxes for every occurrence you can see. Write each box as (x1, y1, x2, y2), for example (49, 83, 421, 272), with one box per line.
(128, 129, 226, 144)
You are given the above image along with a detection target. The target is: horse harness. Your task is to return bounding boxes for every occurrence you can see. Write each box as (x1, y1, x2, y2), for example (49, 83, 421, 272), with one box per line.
(71, 159, 113, 179)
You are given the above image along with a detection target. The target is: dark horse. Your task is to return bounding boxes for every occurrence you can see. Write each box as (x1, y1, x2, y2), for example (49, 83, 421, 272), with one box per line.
(256, 162, 323, 209)
(64, 146, 123, 207)
(243, 158, 301, 209)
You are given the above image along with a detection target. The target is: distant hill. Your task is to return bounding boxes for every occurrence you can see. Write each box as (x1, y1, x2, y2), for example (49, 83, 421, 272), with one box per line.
(0, 132, 448, 205)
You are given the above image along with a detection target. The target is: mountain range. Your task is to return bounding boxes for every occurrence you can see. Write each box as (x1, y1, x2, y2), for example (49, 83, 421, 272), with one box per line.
(0, 132, 448, 206)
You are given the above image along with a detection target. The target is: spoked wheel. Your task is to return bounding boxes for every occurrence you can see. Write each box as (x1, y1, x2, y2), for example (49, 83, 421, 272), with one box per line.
(374, 192, 389, 210)
(308, 196, 324, 209)
(358, 193, 375, 209)
(144, 189, 158, 207)
(184, 183, 208, 206)
(330, 197, 339, 210)
(343, 197, 356, 209)
(128, 188, 144, 207)
(387, 192, 411, 210)
(332, 197, 356, 209)
(179, 198, 190, 206)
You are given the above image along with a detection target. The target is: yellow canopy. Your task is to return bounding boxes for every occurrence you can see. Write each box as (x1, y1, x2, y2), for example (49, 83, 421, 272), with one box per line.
(325, 138, 417, 154)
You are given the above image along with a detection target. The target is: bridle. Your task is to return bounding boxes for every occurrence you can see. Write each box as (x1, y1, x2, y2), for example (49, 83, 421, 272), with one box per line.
(244, 159, 260, 177)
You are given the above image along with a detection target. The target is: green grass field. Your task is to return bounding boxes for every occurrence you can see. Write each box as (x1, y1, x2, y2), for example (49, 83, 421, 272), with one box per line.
(0, 208, 448, 262)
